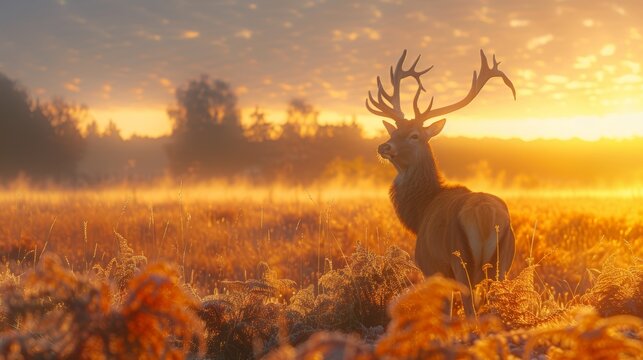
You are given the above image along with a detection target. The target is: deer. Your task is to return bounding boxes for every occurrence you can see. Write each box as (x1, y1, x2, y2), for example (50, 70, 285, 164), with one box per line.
(366, 49, 516, 315)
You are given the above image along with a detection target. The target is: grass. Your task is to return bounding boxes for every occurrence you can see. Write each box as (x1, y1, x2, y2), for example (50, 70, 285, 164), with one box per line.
(0, 183, 641, 358)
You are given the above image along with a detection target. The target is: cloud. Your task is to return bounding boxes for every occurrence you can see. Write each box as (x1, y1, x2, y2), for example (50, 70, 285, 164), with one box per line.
(574, 55, 597, 69)
(517, 69, 535, 80)
(406, 11, 428, 22)
(565, 81, 592, 90)
(332, 30, 359, 42)
(420, 36, 432, 47)
(509, 19, 530, 27)
(332, 28, 381, 42)
(64, 78, 81, 93)
(370, 6, 382, 20)
(137, 30, 162, 41)
(181, 30, 200, 39)
(321, 81, 347, 99)
(611, 4, 626, 15)
(622, 60, 640, 73)
(600, 44, 616, 56)
(235, 29, 253, 39)
(545, 75, 568, 84)
(159, 78, 171, 87)
(236, 85, 249, 95)
(131, 87, 144, 100)
(472, 6, 494, 24)
(102, 83, 112, 99)
(582, 19, 595, 27)
(63, 83, 79, 93)
(614, 74, 641, 84)
(526, 34, 553, 50)
(5, 0, 643, 135)
(452, 29, 469, 38)
(159, 78, 174, 94)
(363, 28, 380, 40)
(279, 83, 293, 91)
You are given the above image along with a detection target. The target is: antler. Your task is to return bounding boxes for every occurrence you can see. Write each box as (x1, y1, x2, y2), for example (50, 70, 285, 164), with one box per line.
(415, 49, 516, 123)
(365, 49, 433, 126)
(366, 49, 516, 126)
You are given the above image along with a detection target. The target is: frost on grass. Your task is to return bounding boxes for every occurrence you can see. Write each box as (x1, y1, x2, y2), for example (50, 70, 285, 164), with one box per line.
(477, 265, 565, 328)
(0, 255, 203, 359)
(580, 257, 642, 317)
(268, 249, 643, 360)
(93, 230, 148, 291)
(303, 244, 422, 332)
(0, 229, 641, 359)
(197, 244, 422, 359)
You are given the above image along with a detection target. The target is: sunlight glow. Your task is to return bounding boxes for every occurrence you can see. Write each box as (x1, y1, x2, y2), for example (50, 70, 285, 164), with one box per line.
(358, 112, 643, 140)
(90, 107, 171, 138)
(91, 105, 643, 141)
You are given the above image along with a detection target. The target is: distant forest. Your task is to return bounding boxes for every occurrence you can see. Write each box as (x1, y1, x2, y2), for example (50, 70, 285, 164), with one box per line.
(1, 71, 642, 188)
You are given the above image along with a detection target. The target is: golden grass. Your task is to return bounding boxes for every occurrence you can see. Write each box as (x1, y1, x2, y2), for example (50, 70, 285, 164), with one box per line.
(0, 183, 641, 358)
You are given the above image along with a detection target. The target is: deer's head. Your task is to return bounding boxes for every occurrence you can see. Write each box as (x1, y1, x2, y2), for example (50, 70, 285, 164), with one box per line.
(367, 50, 516, 173)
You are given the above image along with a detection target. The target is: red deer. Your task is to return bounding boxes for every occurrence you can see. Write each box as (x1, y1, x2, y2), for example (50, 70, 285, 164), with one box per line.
(366, 49, 516, 314)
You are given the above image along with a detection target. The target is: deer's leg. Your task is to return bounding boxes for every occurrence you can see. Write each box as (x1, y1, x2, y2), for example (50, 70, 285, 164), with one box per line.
(498, 226, 516, 279)
(450, 258, 476, 317)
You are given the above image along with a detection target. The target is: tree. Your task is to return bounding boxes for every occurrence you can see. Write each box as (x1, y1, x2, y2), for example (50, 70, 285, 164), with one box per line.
(245, 106, 273, 142)
(103, 120, 122, 140)
(166, 75, 247, 176)
(281, 98, 319, 139)
(0, 73, 86, 180)
(84, 120, 100, 139)
(37, 98, 86, 174)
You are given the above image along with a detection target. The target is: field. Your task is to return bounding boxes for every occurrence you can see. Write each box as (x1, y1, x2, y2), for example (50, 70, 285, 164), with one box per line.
(0, 183, 641, 359)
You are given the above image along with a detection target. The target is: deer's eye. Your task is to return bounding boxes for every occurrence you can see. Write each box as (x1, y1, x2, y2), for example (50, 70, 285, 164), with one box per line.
(409, 133, 419, 140)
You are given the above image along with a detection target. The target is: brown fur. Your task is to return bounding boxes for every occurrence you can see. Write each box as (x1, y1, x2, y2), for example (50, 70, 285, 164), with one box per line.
(386, 132, 515, 313)
(369, 49, 517, 315)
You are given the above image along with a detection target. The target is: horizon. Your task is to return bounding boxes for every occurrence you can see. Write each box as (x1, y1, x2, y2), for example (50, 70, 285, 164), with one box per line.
(1, 0, 641, 141)
(84, 106, 643, 141)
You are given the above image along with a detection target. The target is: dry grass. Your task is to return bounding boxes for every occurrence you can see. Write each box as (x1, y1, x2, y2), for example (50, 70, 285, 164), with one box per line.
(0, 184, 642, 359)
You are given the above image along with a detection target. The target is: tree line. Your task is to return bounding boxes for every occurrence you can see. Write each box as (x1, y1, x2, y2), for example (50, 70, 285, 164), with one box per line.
(0, 72, 379, 184)
(3, 71, 643, 188)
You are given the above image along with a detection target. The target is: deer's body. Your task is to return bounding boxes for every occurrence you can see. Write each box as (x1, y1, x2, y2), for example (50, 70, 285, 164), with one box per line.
(390, 144, 515, 286)
(366, 49, 517, 314)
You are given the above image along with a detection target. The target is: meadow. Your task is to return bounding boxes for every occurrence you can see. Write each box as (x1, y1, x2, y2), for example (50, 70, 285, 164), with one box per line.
(0, 182, 641, 359)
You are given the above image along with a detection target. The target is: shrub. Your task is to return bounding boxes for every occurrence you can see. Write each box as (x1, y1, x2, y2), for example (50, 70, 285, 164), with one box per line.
(0, 256, 203, 359)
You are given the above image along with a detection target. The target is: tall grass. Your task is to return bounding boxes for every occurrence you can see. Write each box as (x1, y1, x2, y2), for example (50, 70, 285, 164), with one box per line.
(0, 184, 641, 358)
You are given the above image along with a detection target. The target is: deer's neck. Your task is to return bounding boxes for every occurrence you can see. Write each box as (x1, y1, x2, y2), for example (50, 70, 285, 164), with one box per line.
(390, 145, 444, 233)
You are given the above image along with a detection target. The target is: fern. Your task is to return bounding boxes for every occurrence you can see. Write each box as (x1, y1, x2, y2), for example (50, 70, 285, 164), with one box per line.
(580, 258, 642, 317)
(375, 275, 474, 359)
(523, 306, 642, 359)
(477, 265, 567, 329)
(264, 331, 375, 360)
(304, 244, 422, 332)
(220, 262, 296, 302)
(198, 262, 288, 359)
(0, 255, 203, 359)
(93, 230, 147, 292)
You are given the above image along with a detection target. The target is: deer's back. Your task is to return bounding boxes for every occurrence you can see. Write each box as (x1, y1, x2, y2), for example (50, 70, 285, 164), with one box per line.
(414, 187, 515, 283)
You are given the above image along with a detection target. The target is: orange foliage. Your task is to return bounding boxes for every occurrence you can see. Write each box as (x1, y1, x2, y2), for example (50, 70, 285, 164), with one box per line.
(0, 256, 203, 359)
(0, 186, 642, 358)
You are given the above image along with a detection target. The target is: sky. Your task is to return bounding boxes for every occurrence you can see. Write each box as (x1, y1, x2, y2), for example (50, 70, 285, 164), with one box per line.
(0, 0, 642, 140)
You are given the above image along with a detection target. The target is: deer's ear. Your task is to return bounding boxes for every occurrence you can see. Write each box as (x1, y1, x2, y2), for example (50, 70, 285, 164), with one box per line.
(382, 120, 396, 136)
(423, 118, 446, 138)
